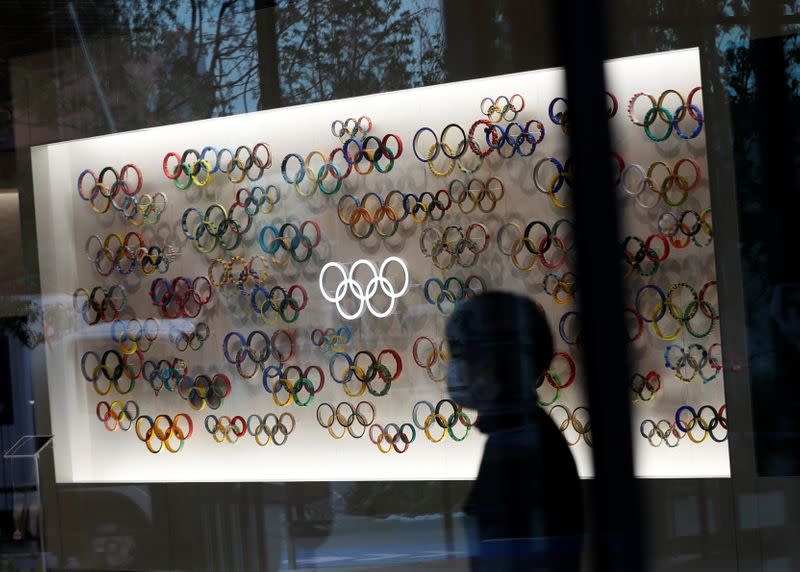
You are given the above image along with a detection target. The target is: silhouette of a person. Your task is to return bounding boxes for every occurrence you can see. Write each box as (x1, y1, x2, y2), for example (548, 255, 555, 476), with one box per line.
(445, 291, 584, 571)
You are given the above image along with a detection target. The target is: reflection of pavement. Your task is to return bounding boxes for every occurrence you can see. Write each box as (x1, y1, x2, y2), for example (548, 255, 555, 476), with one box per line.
(284, 513, 471, 571)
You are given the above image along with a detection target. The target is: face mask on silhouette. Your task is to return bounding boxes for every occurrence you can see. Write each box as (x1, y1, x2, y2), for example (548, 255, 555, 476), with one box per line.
(446, 357, 501, 412)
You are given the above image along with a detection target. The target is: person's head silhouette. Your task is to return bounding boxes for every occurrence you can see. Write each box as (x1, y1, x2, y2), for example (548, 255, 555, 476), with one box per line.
(445, 291, 553, 421)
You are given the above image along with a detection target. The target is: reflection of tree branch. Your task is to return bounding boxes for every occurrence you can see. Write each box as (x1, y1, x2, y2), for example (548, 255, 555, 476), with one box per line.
(276, 4, 314, 37)
(208, 0, 238, 96)
(218, 64, 260, 88)
(347, 13, 419, 90)
(280, 26, 318, 86)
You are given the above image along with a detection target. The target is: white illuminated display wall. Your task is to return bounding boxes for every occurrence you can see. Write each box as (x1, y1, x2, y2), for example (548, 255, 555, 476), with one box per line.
(32, 47, 728, 483)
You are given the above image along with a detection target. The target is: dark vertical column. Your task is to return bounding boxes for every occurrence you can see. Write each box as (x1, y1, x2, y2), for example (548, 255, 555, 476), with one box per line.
(556, 1, 646, 570)
(693, 6, 763, 567)
(254, 0, 281, 109)
(748, 0, 800, 476)
(442, 0, 494, 82)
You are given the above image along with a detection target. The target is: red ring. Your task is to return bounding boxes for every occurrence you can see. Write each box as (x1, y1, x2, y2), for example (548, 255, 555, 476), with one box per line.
(163, 152, 181, 180)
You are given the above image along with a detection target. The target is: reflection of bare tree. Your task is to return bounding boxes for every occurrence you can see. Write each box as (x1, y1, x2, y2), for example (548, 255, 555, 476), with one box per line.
(275, 0, 444, 103)
(11, 0, 444, 134)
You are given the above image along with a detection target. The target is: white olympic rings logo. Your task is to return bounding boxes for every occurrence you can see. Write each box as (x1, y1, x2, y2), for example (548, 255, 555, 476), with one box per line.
(318, 257, 409, 320)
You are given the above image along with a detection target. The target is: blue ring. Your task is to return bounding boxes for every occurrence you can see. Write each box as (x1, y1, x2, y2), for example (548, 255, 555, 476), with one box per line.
(673, 104, 704, 140)
(336, 326, 353, 344)
(635, 285, 666, 323)
(216, 148, 234, 174)
(329, 351, 354, 383)
(199, 146, 220, 173)
(223, 331, 247, 365)
(262, 365, 283, 394)
(675, 405, 697, 433)
(559, 311, 580, 345)
(413, 127, 439, 163)
(423, 277, 444, 305)
(548, 97, 568, 124)
(281, 153, 305, 185)
(663, 343, 685, 370)
(342, 138, 363, 165)
(317, 163, 342, 195)
(258, 225, 281, 254)
(250, 285, 270, 315)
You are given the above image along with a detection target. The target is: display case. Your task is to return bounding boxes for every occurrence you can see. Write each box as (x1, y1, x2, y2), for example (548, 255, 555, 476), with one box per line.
(31, 47, 726, 483)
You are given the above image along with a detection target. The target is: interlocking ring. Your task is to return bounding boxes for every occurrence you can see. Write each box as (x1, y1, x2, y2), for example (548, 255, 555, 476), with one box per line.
(246, 412, 296, 446)
(149, 276, 213, 319)
(467, 119, 499, 159)
(337, 191, 409, 238)
(81, 350, 140, 395)
(630, 370, 662, 402)
(479, 94, 526, 123)
(110, 317, 158, 355)
(548, 93, 618, 134)
(319, 257, 409, 320)
(250, 284, 308, 324)
(262, 364, 326, 407)
(181, 203, 248, 254)
(558, 311, 581, 346)
(412, 336, 448, 383)
(78, 164, 142, 200)
(328, 349, 402, 397)
(317, 401, 376, 439)
(543, 272, 578, 305)
(549, 405, 592, 446)
(497, 219, 573, 272)
(482, 120, 542, 158)
(411, 400, 474, 443)
(258, 220, 321, 264)
(620, 158, 701, 209)
(627, 88, 704, 141)
(311, 326, 352, 354)
(412, 124, 469, 164)
(164, 144, 272, 188)
(621, 233, 670, 277)
(77, 165, 162, 224)
(657, 208, 713, 248)
(142, 357, 187, 395)
(634, 282, 719, 341)
(674, 404, 727, 443)
(135, 413, 193, 453)
(423, 275, 486, 315)
(536, 351, 577, 406)
(204, 414, 247, 444)
(331, 116, 373, 141)
(664, 342, 721, 383)
(369, 422, 417, 453)
(282, 125, 403, 196)
(84, 232, 171, 276)
(334, 130, 403, 174)
(73, 285, 127, 325)
(223, 329, 296, 378)
(234, 185, 281, 215)
(168, 321, 210, 352)
(403, 189, 452, 222)
(532, 156, 573, 208)
(208, 255, 269, 297)
(178, 373, 231, 410)
(96, 399, 140, 431)
(639, 418, 684, 448)
(419, 224, 490, 269)
(447, 177, 505, 214)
